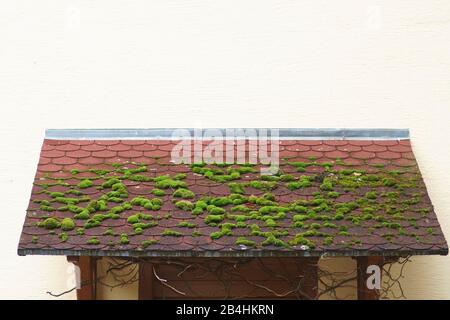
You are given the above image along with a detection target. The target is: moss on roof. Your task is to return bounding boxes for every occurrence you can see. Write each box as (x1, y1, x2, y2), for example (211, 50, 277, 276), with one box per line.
(26, 158, 437, 253)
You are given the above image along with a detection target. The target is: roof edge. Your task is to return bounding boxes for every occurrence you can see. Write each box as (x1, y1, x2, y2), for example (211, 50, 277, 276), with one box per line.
(18, 247, 447, 258)
(45, 128, 410, 140)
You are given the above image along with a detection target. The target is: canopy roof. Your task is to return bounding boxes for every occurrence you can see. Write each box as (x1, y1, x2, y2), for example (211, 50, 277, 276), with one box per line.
(17, 129, 448, 257)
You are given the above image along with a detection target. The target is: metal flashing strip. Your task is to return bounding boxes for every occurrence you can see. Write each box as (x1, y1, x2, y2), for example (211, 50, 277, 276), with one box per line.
(45, 128, 410, 140)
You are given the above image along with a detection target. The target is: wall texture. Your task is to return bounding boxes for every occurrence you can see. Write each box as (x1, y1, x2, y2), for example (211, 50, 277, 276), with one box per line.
(1, 0, 449, 299)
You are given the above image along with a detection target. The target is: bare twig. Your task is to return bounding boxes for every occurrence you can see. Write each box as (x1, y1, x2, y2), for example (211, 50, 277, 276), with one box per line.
(48, 256, 410, 299)
(47, 286, 77, 297)
(153, 265, 186, 296)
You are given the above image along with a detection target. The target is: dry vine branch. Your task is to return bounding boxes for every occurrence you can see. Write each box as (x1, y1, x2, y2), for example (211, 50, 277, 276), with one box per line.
(47, 256, 411, 300)
(47, 286, 78, 297)
(379, 256, 410, 300)
(152, 265, 186, 296)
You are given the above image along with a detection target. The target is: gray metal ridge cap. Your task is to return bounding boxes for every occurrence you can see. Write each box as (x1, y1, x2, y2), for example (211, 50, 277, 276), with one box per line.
(44, 128, 410, 140)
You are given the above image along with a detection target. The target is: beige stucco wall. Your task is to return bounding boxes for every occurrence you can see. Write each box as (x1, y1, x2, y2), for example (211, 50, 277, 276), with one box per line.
(1, 0, 449, 299)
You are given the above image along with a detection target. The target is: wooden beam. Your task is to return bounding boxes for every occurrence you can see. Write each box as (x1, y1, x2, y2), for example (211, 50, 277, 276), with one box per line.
(67, 256, 97, 300)
(138, 261, 154, 300)
(301, 257, 319, 300)
(357, 256, 384, 300)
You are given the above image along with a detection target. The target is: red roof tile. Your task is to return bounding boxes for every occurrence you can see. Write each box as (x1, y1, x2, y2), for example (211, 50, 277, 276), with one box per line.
(17, 135, 448, 257)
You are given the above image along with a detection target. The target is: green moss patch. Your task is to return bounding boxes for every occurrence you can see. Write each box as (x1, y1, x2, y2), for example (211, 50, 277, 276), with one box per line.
(206, 205, 226, 215)
(205, 214, 225, 225)
(287, 176, 313, 190)
(289, 235, 315, 248)
(59, 232, 68, 242)
(155, 176, 187, 189)
(38, 217, 60, 229)
(173, 188, 195, 199)
(142, 239, 158, 248)
(162, 229, 183, 237)
(61, 218, 75, 231)
(235, 237, 256, 247)
(77, 179, 93, 189)
(87, 237, 100, 245)
(320, 178, 334, 191)
(177, 221, 196, 228)
(365, 191, 378, 200)
(261, 234, 288, 247)
(175, 200, 194, 211)
(131, 196, 162, 210)
(74, 209, 90, 220)
(151, 188, 166, 196)
(119, 233, 129, 244)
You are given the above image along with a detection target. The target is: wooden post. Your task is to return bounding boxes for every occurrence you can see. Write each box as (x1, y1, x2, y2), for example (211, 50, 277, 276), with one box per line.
(138, 261, 154, 300)
(301, 257, 319, 300)
(67, 256, 97, 300)
(357, 256, 384, 300)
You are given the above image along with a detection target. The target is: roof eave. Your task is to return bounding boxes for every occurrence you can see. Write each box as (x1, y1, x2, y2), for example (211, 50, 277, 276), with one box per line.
(17, 247, 448, 258)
